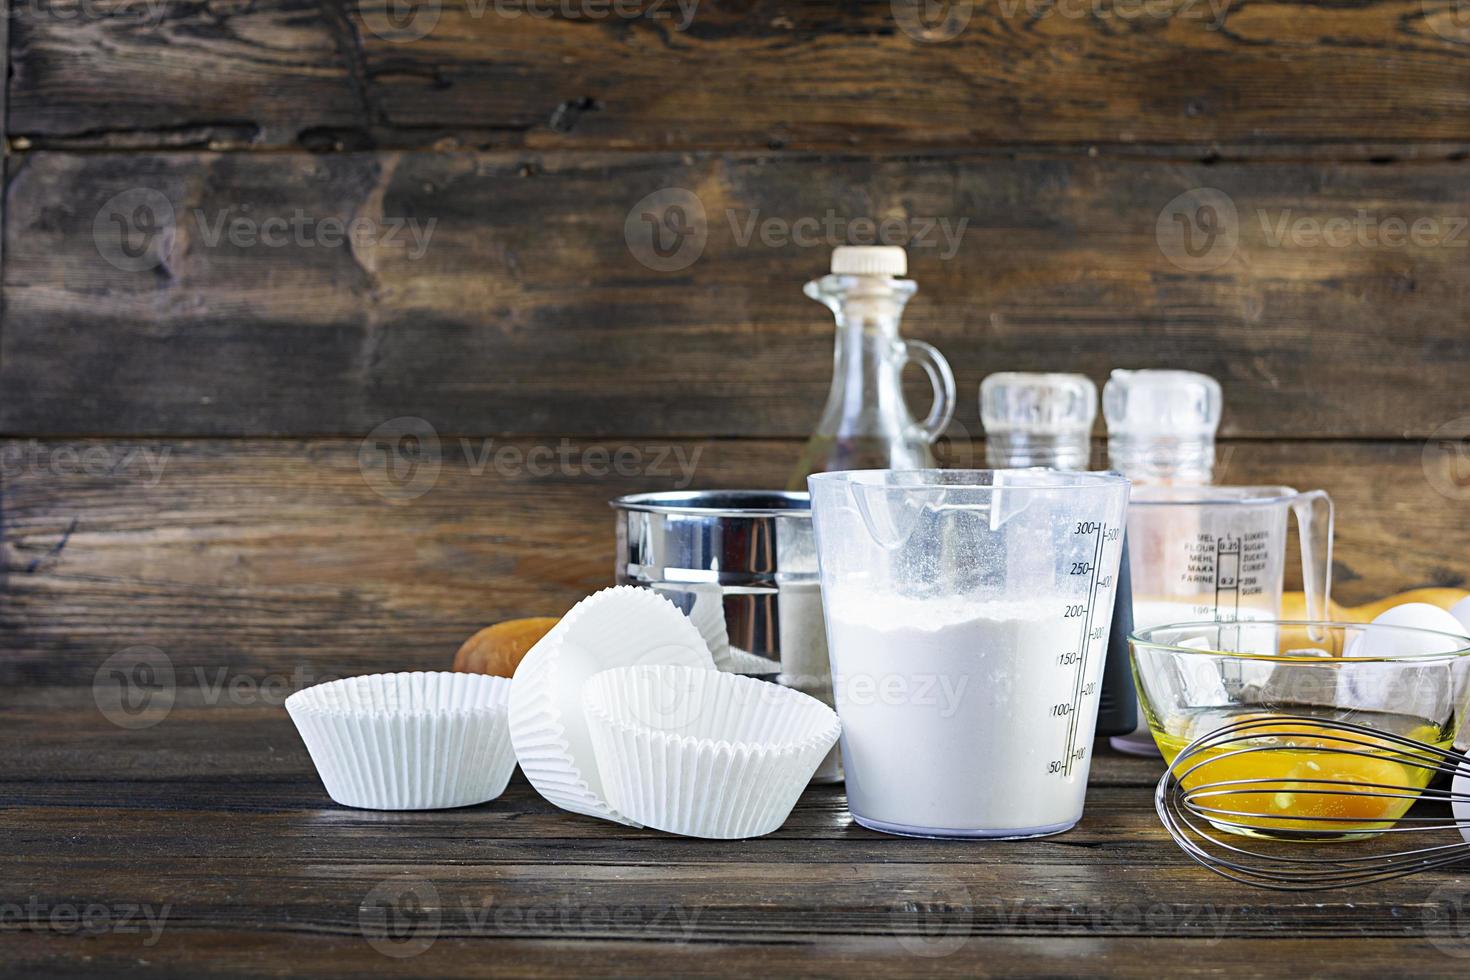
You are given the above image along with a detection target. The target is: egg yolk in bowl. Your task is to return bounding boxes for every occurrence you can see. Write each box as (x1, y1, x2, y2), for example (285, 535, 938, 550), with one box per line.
(1157, 718, 1448, 840)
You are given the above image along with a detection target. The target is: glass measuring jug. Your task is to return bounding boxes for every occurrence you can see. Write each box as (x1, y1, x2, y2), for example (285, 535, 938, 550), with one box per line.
(786, 247, 956, 490)
(1128, 485, 1334, 634)
(807, 469, 1130, 839)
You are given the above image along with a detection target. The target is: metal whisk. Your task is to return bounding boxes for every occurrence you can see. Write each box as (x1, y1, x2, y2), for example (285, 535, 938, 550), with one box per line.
(1156, 715, 1470, 890)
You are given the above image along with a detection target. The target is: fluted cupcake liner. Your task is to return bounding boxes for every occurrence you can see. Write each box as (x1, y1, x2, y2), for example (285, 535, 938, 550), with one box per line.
(285, 671, 515, 810)
(652, 582, 736, 672)
(508, 585, 715, 825)
(582, 664, 841, 839)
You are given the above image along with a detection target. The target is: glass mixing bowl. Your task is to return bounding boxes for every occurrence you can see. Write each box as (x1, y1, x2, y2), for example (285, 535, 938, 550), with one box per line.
(1131, 620, 1470, 840)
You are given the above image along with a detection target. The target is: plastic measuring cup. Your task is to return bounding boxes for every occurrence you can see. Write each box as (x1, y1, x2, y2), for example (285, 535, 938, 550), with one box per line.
(807, 469, 1130, 839)
(1127, 484, 1334, 630)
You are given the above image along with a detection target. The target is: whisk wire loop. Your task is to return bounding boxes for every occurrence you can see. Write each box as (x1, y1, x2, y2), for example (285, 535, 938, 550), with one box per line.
(1156, 715, 1470, 890)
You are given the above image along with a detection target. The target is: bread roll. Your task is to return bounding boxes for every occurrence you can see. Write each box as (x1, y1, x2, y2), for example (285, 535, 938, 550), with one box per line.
(453, 617, 560, 677)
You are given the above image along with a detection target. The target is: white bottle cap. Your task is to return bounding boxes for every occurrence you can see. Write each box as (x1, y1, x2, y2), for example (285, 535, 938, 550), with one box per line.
(830, 246, 907, 277)
(980, 372, 1096, 470)
(981, 372, 1097, 435)
(1103, 370, 1221, 438)
(1103, 369, 1222, 484)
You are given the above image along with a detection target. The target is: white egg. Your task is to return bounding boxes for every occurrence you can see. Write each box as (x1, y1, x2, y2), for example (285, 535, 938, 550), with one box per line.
(1345, 603, 1470, 659)
(1451, 595, 1470, 635)
(1336, 604, 1470, 717)
(1454, 764, 1470, 845)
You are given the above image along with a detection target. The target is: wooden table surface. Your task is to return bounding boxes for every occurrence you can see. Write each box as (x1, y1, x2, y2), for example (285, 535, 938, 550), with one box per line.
(6, 697, 1470, 977)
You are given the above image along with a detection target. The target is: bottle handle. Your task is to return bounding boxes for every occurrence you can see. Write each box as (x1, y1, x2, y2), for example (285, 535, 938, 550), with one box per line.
(1290, 489, 1334, 637)
(898, 338, 956, 445)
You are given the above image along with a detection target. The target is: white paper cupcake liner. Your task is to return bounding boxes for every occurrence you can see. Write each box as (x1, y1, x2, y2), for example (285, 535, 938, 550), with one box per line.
(724, 645, 782, 675)
(285, 671, 515, 810)
(653, 582, 736, 672)
(582, 664, 841, 838)
(508, 585, 716, 825)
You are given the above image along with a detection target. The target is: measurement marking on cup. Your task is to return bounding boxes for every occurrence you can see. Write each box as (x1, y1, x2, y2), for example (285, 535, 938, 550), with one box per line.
(1061, 521, 1110, 779)
(1214, 535, 1241, 624)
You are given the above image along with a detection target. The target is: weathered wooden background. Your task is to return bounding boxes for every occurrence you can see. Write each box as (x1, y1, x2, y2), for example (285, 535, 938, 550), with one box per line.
(3, 0, 1469, 693)
(5, 3, 1470, 976)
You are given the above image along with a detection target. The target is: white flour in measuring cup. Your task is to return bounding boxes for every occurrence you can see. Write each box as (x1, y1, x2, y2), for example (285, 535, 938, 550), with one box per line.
(826, 590, 1104, 838)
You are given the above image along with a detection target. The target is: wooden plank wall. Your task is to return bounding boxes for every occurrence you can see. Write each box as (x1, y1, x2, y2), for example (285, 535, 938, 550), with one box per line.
(3, 0, 1469, 698)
